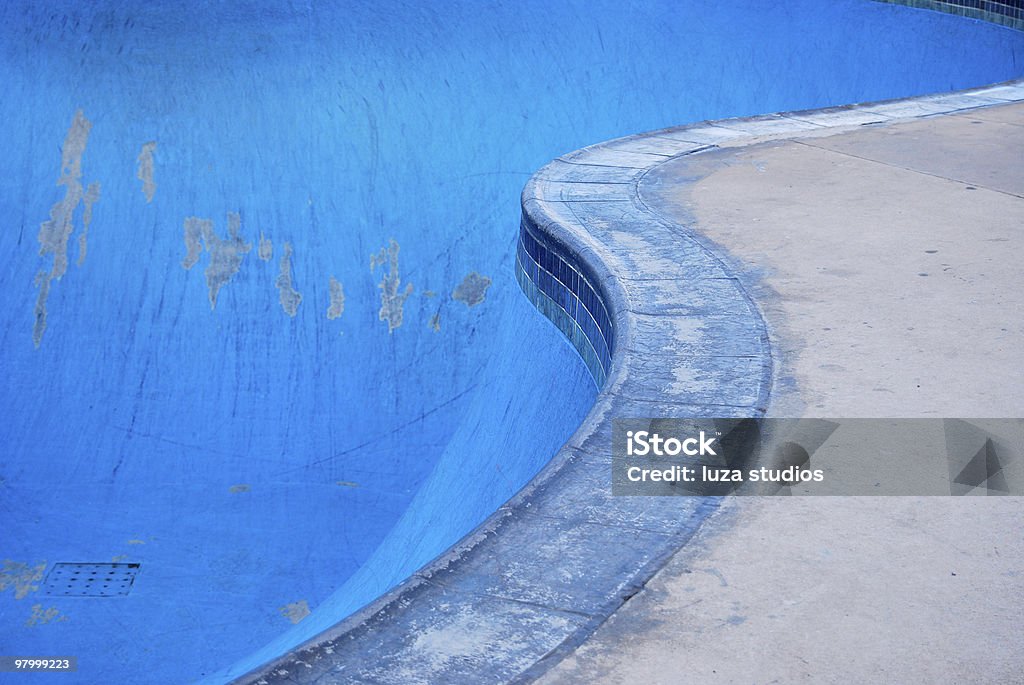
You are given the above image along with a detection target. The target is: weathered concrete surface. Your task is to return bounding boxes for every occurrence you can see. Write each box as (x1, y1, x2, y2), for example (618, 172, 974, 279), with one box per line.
(539, 104, 1024, 684)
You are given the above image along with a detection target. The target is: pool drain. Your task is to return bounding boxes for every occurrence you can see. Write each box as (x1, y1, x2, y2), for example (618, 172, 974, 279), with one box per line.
(42, 563, 140, 597)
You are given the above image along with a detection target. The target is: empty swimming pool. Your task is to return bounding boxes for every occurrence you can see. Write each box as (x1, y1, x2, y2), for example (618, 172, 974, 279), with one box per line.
(1, 1, 1022, 683)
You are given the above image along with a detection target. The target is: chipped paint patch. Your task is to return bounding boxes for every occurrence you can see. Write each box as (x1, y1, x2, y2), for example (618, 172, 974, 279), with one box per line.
(33, 110, 98, 347)
(275, 242, 302, 316)
(1, 560, 46, 600)
(257, 231, 273, 261)
(111, 555, 128, 562)
(136, 141, 156, 202)
(182, 213, 252, 309)
(279, 600, 310, 624)
(327, 276, 345, 320)
(181, 217, 208, 270)
(77, 182, 101, 266)
(429, 312, 441, 332)
(32, 271, 50, 348)
(229, 484, 251, 493)
(423, 290, 437, 298)
(26, 604, 66, 627)
(206, 212, 252, 310)
(372, 239, 413, 332)
(336, 480, 359, 488)
(127, 539, 145, 545)
(452, 271, 492, 307)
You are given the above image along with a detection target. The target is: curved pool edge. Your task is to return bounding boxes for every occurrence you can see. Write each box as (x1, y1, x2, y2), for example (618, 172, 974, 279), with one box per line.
(234, 78, 1024, 685)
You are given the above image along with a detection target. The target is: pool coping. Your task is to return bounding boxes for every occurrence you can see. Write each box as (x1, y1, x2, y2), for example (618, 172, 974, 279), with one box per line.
(235, 81, 1024, 685)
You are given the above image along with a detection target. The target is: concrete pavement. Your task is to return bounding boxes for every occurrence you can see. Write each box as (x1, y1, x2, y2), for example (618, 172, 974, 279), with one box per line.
(539, 103, 1024, 684)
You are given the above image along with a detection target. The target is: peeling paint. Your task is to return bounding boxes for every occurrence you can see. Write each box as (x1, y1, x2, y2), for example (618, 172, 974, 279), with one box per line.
(372, 239, 413, 332)
(204, 211, 253, 310)
(229, 484, 251, 493)
(336, 480, 359, 488)
(77, 182, 101, 266)
(275, 242, 302, 316)
(33, 110, 98, 347)
(369, 246, 387, 271)
(327, 276, 345, 320)
(0, 560, 46, 600)
(452, 271, 492, 307)
(257, 231, 273, 261)
(136, 141, 156, 202)
(423, 290, 436, 298)
(32, 271, 50, 348)
(429, 312, 441, 332)
(182, 213, 252, 309)
(280, 600, 310, 624)
(26, 604, 66, 627)
(127, 539, 145, 545)
(181, 217, 208, 270)
(111, 555, 128, 562)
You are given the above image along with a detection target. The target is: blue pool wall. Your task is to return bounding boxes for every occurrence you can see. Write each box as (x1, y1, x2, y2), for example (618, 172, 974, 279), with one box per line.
(1, 1, 1023, 684)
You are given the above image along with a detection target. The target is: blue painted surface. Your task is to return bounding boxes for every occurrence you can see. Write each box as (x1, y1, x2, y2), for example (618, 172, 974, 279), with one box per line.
(0, 1, 1022, 683)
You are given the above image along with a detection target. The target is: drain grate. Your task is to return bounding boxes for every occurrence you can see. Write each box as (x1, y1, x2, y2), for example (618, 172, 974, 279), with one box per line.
(42, 563, 140, 597)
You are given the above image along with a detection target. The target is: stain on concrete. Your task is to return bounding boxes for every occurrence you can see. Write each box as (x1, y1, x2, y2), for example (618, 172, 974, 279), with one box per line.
(280, 599, 310, 624)
(136, 141, 156, 202)
(452, 271, 492, 307)
(229, 484, 251, 493)
(26, 604, 66, 627)
(33, 110, 98, 348)
(77, 182, 101, 266)
(429, 312, 441, 332)
(372, 239, 413, 332)
(257, 231, 273, 261)
(275, 242, 302, 316)
(0, 560, 46, 600)
(182, 213, 252, 309)
(327, 276, 345, 320)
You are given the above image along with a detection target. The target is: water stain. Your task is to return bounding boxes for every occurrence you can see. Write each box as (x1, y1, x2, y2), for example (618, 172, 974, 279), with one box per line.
(327, 276, 345, 320)
(280, 599, 310, 624)
(452, 271, 492, 307)
(258, 231, 273, 261)
(33, 110, 99, 348)
(372, 239, 413, 332)
(136, 141, 156, 202)
(0, 560, 46, 600)
(275, 242, 302, 316)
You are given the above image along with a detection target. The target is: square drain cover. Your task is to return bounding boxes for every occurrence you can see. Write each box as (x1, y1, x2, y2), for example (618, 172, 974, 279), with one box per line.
(42, 563, 140, 597)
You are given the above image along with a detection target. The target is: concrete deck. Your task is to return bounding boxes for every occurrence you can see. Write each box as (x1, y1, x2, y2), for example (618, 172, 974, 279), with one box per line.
(539, 103, 1024, 684)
